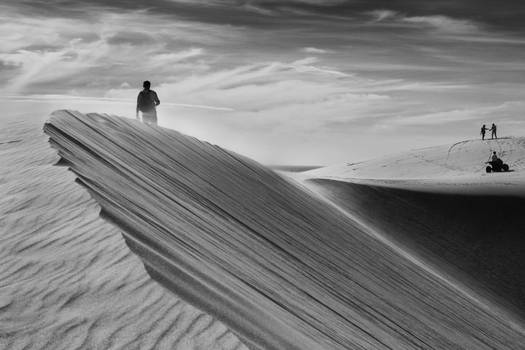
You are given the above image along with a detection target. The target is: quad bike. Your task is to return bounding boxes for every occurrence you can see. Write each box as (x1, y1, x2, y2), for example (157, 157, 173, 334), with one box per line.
(485, 159, 509, 173)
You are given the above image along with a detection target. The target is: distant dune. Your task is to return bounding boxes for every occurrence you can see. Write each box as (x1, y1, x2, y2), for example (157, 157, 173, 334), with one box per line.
(44, 110, 525, 350)
(304, 137, 525, 194)
(302, 137, 525, 314)
(268, 165, 322, 172)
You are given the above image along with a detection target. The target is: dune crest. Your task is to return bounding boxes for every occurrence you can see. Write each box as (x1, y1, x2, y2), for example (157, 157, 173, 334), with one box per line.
(44, 111, 525, 349)
(303, 137, 525, 195)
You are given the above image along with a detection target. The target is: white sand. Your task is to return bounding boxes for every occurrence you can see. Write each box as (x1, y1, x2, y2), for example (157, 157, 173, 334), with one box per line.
(44, 110, 525, 350)
(301, 137, 525, 195)
(0, 114, 247, 350)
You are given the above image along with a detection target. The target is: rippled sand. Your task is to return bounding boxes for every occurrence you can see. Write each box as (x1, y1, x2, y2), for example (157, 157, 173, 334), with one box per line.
(0, 115, 247, 350)
(44, 111, 525, 350)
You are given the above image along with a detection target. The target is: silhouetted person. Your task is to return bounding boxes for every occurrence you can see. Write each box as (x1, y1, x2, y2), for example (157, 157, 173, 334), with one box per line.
(491, 151, 499, 162)
(486, 151, 505, 172)
(490, 123, 497, 139)
(480, 124, 487, 140)
(488, 151, 504, 168)
(136, 81, 160, 125)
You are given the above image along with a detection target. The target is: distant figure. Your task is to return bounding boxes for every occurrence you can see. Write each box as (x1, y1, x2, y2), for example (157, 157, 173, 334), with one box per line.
(490, 123, 497, 139)
(136, 81, 160, 125)
(489, 151, 504, 169)
(480, 124, 487, 140)
(491, 151, 499, 162)
(486, 151, 509, 173)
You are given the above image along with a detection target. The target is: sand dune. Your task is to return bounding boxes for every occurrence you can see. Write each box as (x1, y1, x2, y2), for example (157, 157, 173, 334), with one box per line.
(44, 110, 525, 349)
(302, 137, 525, 314)
(307, 180, 525, 315)
(307, 137, 525, 179)
(303, 137, 525, 195)
(0, 115, 246, 350)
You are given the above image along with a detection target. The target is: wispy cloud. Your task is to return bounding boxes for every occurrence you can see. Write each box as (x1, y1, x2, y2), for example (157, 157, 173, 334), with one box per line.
(366, 10, 479, 34)
(302, 47, 331, 54)
(0, 40, 110, 93)
(403, 15, 478, 33)
(387, 101, 525, 126)
(368, 9, 398, 22)
(150, 48, 205, 66)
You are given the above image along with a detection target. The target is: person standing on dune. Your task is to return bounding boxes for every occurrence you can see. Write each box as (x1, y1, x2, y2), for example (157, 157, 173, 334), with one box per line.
(480, 124, 487, 140)
(490, 123, 497, 139)
(136, 81, 160, 126)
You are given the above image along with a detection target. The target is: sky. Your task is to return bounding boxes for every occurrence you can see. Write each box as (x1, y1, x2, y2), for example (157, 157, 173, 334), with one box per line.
(2, 1, 525, 165)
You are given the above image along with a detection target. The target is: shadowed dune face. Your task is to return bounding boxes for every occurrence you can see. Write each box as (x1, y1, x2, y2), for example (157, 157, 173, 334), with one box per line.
(0, 115, 247, 350)
(44, 110, 525, 350)
(308, 179, 525, 315)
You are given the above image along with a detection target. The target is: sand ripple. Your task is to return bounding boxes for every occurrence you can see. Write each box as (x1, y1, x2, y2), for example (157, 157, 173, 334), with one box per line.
(0, 116, 247, 350)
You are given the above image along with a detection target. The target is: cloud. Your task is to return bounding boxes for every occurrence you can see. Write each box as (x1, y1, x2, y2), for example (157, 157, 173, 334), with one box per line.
(4, 0, 525, 33)
(0, 10, 222, 94)
(302, 47, 330, 54)
(106, 31, 157, 46)
(368, 9, 398, 22)
(403, 15, 478, 33)
(387, 101, 525, 126)
(0, 39, 110, 93)
(149, 48, 204, 65)
(106, 57, 393, 130)
(365, 10, 479, 34)
(289, 57, 349, 76)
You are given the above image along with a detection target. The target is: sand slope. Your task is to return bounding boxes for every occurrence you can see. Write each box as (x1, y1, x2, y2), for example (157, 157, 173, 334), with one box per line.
(0, 115, 246, 350)
(307, 137, 525, 180)
(302, 138, 525, 196)
(301, 137, 525, 314)
(307, 179, 525, 314)
(44, 110, 525, 350)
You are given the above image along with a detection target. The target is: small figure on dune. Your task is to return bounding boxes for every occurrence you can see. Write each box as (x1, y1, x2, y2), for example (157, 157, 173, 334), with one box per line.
(480, 124, 487, 140)
(136, 80, 160, 126)
(485, 151, 509, 173)
(491, 151, 499, 163)
(490, 123, 497, 139)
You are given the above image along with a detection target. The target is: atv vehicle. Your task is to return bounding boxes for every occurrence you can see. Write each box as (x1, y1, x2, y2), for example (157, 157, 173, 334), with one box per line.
(486, 159, 509, 173)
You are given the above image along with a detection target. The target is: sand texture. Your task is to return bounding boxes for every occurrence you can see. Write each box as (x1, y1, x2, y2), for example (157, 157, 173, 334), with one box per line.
(1, 115, 247, 350)
(301, 138, 525, 314)
(43, 110, 525, 350)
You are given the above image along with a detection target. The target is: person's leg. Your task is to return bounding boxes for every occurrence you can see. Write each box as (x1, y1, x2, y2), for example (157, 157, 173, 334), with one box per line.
(142, 111, 158, 126)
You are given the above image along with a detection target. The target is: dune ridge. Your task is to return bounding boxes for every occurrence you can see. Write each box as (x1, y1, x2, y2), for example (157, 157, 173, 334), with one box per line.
(44, 110, 525, 349)
(304, 137, 525, 195)
(1, 115, 246, 350)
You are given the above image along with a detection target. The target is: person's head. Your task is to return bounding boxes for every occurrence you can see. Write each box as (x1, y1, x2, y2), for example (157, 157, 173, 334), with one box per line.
(493, 151, 497, 155)
(143, 81, 151, 90)
(483, 124, 486, 127)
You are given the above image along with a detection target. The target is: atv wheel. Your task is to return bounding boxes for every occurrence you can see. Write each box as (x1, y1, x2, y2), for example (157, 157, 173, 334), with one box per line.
(503, 164, 509, 172)
(486, 166, 492, 173)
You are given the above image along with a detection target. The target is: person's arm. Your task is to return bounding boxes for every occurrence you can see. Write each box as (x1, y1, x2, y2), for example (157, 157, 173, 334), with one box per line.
(154, 91, 160, 106)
